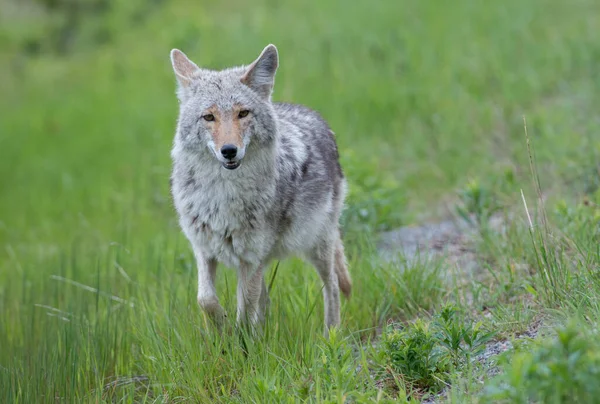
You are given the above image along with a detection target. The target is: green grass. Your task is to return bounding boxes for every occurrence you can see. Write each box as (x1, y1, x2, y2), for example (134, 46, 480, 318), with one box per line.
(382, 305, 495, 395)
(484, 321, 600, 403)
(1, 0, 600, 402)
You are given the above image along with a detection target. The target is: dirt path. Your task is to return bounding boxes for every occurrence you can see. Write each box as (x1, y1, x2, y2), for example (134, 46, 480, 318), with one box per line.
(377, 214, 505, 278)
(376, 214, 543, 402)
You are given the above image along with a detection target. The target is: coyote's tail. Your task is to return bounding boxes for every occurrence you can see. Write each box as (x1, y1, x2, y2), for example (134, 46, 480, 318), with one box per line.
(334, 234, 352, 298)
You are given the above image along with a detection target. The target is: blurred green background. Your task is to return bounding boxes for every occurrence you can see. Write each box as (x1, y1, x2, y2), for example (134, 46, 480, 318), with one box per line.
(1, 0, 599, 401)
(2, 0, 598, 246)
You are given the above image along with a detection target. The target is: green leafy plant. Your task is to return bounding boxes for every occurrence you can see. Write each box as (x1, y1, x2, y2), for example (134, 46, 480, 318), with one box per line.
(316, 328, 359, 402)
(383, 319, 450, 392)
(455, 178, 502, 235)
(433, 305, 496, 367)
(340, 150, 407, 234)
(382, 305, 495, 394)
(484, 322, 600, 403)
(554, 194, 600, 246)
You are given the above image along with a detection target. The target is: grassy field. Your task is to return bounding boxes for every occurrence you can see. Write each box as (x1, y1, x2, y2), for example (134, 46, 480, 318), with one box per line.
(1, 0, 600, 402)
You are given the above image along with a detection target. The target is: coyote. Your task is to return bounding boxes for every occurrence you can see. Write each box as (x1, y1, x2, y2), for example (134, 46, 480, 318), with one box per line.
(169, 44, 351, 335)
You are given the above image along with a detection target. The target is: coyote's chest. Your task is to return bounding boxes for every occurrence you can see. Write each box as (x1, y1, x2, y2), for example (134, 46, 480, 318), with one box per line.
(175, 174, 275, 268)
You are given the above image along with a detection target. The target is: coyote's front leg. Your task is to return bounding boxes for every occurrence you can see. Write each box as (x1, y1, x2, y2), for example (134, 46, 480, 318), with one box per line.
(195, 252, 227, 326)
(236, 263, 269, 331)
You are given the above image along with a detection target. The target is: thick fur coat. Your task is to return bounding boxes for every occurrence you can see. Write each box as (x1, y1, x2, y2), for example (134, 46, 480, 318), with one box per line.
(169, 44, 351, 334)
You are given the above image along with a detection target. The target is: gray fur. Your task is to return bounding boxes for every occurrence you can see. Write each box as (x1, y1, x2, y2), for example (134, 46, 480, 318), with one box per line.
(169, 44, 351, 335)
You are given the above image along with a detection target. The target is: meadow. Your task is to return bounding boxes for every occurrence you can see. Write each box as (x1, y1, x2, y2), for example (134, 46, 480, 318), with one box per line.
(1, 0, 599, 402)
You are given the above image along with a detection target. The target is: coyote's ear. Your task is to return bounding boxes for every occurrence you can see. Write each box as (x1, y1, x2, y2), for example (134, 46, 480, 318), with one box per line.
(241, 44, 278, 99)
(170, 49, 199, 88)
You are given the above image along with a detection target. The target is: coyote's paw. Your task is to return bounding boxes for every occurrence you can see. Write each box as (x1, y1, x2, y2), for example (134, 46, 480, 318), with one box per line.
(198, 296, 228, 327)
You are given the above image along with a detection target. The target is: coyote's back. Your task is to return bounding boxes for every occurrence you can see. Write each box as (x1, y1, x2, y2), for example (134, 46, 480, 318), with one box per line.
(169, 44, 351, 335)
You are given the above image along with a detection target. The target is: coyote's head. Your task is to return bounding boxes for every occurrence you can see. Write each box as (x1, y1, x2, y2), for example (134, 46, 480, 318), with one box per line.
(170, 45, 279, 170)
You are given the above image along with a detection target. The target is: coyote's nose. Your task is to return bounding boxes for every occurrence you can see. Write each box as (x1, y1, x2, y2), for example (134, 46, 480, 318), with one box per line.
(220, 144, 238, 160)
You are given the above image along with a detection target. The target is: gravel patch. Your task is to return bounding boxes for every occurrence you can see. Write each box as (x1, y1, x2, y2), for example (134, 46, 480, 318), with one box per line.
(377, 215, 506, 280)
(374, 213, 541, 403)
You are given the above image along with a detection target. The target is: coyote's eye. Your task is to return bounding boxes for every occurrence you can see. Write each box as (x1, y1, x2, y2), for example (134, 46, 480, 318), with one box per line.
(238, 110, 250, 118)
(202, 114, 215, 122)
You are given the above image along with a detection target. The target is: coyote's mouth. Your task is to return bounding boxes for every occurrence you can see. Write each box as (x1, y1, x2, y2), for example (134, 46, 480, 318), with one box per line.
(222, 161, 240, 170)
